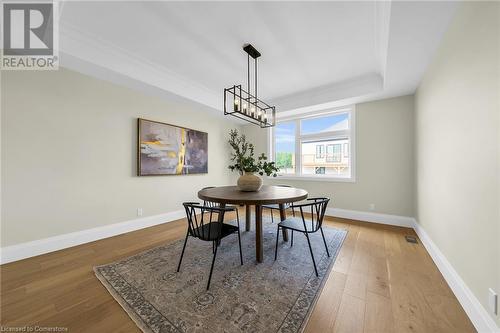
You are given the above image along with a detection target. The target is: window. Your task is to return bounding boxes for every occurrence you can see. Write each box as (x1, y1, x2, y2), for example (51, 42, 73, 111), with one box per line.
(273, 121, 295, 174)
(315, 145, 324, 158)
(271, 108, 355, 181)
(326, 144, 341, 163)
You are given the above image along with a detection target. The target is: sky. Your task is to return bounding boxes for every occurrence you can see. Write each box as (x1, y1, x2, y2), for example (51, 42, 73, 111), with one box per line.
(275, 113, 348, 153)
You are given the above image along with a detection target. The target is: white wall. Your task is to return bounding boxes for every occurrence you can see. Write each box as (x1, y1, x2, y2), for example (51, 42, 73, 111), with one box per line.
(243, 95, 415, 217)
(415, 1, 500, 326)
(1, 68, 238, 247)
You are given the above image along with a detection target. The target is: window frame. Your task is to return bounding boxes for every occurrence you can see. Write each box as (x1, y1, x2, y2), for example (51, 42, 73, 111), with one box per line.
(269, 106, 356, 182)
(343, 142, 349, 157)
(326, 143, 342, 163)
(315, 144, 325, 159)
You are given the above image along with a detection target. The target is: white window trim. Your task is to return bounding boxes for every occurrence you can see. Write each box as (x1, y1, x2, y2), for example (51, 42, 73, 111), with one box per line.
(268, 105, 356, 183)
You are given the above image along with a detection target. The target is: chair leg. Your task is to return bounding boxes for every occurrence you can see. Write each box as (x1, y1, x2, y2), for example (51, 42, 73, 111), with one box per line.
(177, 231, 189, 272)
(235, 208, 240, 227)
(274, 226, 280, 260)
(236, 209, 243, 265)
(237, 229, 243, 265)
(304, 232, 319, 277)
(207, 239, 219, 290)
(270, 209, 274, 224)
(320, 227, 330, 257)
(291, 230, 294, 247)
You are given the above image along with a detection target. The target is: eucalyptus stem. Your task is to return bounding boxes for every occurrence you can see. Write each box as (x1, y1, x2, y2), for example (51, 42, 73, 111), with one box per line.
(228, 129, 280, 177)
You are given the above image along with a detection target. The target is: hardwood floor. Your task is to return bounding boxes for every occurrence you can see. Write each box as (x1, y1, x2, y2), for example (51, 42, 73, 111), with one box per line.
(0, 210, 475, 332)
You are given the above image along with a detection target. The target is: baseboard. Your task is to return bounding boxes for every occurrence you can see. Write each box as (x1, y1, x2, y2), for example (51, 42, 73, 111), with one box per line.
(1, 207, 498, 332)
(326, 207, 414, 228)
(0, 210, 185, 265)
(0, 207, 411, 264)
(412, 220, 499, 333)
(325, 208, 499, 332)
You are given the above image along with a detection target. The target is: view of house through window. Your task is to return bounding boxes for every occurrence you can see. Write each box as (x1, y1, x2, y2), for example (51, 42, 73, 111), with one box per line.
(314, 167, 325, 174)
(302, 139, 349, 176)
(272, 109, 354, 179)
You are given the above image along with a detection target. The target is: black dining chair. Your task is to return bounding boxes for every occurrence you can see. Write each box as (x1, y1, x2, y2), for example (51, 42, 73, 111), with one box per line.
(201, 186, 240, 225)
(262, 184, 296, 223)
(201, 186, 219, 208)
(274, 197, 330, 277)
(177, 202, 243, 290)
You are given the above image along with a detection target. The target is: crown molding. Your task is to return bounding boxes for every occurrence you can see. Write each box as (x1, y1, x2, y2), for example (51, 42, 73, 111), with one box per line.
(58, 5, 393, 117)
(57, 2, 396, 117)
(270, 72, 384, 115)
(59, 22, 222, 112)
(375, 0, 392, 86)
(269, 0, 392, 114)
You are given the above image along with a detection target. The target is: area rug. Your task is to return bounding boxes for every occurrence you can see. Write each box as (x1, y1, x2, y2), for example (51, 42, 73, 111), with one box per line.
(94, 218, 347, 333)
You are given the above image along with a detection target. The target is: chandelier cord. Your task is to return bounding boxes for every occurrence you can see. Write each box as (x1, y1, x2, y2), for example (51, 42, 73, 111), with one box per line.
(246, 53, 258, 103)
(255, 57, 258, 102)
(247, 53, 250, 100)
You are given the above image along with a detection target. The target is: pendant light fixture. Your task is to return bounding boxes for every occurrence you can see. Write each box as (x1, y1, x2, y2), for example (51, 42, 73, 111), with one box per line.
(224, 44, 275, 128)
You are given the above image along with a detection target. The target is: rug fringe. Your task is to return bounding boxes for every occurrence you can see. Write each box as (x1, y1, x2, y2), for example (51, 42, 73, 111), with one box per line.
(94, 267, 153, 333)
(298, 229, 348, 333)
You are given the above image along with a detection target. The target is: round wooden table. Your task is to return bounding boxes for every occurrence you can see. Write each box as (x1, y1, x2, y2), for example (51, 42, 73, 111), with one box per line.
(198, 185, 308, 262)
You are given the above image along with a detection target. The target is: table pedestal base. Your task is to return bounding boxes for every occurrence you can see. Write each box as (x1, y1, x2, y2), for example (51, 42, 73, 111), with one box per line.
(255, 205, 263, 262)
(245, 205, 251, 231)
(254, 204, 288, 263)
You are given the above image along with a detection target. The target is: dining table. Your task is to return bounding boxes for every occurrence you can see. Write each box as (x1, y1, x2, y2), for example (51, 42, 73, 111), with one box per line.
(198, 185, 308, 263)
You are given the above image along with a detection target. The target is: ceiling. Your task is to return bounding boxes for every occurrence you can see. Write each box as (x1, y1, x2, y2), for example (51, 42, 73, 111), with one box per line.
(59, 1, 458, 117)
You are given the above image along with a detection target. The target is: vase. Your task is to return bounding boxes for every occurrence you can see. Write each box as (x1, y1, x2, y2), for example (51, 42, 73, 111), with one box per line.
(237, 172, 263, 192)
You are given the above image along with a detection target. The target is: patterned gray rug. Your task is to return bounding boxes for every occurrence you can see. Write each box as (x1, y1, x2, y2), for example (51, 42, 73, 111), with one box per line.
(95, 218, 347, 333)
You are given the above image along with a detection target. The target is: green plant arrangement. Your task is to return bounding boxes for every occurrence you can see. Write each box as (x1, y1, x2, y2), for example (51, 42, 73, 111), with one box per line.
(228, 129, 280, 177)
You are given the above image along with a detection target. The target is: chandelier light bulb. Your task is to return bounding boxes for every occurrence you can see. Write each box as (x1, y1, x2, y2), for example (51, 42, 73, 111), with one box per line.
(233, 98, 239, 112)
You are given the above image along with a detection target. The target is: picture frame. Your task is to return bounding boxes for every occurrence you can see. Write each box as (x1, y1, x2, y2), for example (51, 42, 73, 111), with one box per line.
(137, 118, 208, 176)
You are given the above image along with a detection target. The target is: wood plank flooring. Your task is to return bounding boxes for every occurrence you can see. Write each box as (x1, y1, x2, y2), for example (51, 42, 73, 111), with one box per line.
(0, 210, 475, 332)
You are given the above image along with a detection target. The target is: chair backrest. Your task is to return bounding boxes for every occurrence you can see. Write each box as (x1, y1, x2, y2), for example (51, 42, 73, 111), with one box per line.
(294, 197, 330, 232)
(276, 185, 293, 207)
(183, 202, 231, 241)
(201, 187, 218, 207)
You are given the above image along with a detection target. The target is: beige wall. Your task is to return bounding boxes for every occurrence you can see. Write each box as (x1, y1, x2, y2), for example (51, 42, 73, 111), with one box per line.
(1, 68, 238, 247)
(243, 95, 415, 217)
(415, 1, 500, 325)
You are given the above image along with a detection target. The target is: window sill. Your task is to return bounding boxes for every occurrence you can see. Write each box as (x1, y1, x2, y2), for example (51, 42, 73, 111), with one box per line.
(268, 175, 356, 183)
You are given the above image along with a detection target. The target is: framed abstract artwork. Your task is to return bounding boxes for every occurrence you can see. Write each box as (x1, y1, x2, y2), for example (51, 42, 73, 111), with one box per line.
(137, 118, 208, 176)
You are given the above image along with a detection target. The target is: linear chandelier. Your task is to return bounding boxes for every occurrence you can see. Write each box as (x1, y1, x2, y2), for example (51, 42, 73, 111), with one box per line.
(224, 44, 276, 128)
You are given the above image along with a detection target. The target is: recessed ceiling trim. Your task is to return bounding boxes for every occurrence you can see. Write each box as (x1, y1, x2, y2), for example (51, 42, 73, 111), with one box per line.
(59, 22, 222, 112)
(57, 1, 458, 118)
(270, 73, 383, 114)
(375, 0, 392, 86)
